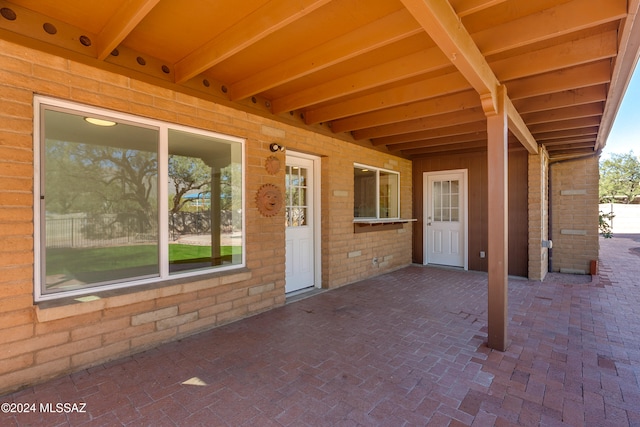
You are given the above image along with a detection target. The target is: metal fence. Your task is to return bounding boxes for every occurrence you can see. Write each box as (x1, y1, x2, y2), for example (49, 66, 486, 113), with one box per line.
(45, 214, 157, 248)
(46, 210, 240, 248)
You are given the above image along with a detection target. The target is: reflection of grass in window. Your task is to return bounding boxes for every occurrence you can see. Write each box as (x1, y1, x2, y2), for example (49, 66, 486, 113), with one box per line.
(46, 244, 241, 275)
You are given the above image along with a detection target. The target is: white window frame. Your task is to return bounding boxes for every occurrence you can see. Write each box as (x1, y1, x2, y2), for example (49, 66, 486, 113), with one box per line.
(353, 163, 400, 221)
(33, 96, 246, 302)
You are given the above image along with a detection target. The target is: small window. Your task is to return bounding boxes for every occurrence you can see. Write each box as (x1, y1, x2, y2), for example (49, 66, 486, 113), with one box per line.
(353, 164, 399, 219)
(35, 97, 245, 301)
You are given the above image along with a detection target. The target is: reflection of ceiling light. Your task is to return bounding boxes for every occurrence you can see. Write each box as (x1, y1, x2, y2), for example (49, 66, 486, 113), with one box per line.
(361, 169, 369, 172)
(84, 117, 116, 127)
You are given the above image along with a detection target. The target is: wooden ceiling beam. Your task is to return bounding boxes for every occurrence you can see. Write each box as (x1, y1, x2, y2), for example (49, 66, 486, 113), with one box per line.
(371, 121, 486, 146)
(274, 14, 614, 115)
(271, 46, 450, 114)
(596, 0, 640, 150)
(546, 147, 596, 157)
(401, 139, 487, 155)
(330, 90, 479, 133)
(513, 85, 607, 115)
(493, 31, 617, 83)
(450, 0, 508, 18)
(399, 0, 499, 110)
(473, 0, 627, 56)
(228, 9, 422, 101)
(543, 138, 596, 147)
(96, 0, 161, 61)
(521, 103, 603, 125)
(399, 0, 536, 153)
(529, 116, 601, 134)
(533, 127, 599, 141)
(353, 108, 485, 140)
(387, 131, 488, 151)
(507, 61, 611, 100)
(505, 97, 537, 154)
(306, 72, 470, 125)
(174, 0, 331, 84)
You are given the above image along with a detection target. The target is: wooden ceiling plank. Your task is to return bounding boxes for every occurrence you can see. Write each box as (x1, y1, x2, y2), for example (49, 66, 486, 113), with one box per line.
(96, 0, 161, 61)
(508, 61, 611, 100)
(529, 116, 601, 134)
(330, 90, 479, 133)
(228, 9, 422, 100)
(547, 147, 596, 156)
(513, 85, 607, 114)
(372, 121, 486, 146)
(521, 102, 603, 125)
(274, 17, 614, 115)
(492, 31, 617, 83)
(401, 139, 487, 155)
(306, 72, 470, 125)
(271, 46, 449, 114)
(474, 0, 627, 56)
(533, 127, 599, 141)
(387, 131, 488, 151)
(543, 139, 596, 147)
(596, 0, 640, 150)
(450, 0, 508, 18)
(174, 0, 332, 84)
(353, 108, 485, 140)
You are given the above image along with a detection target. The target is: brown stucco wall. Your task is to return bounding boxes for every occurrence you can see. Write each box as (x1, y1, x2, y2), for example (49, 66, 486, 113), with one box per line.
(412, 149, 529, 277)
(0, 39, 412, 394)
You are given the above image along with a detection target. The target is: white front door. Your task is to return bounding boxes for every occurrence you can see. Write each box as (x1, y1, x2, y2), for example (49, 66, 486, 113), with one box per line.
(424, 170, 468, 268)
(285, 155, 316, 293)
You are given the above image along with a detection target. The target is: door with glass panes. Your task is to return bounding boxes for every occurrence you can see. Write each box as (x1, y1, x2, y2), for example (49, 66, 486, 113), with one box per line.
(285, 155, 315, 293)
(424, 170, 467, 268)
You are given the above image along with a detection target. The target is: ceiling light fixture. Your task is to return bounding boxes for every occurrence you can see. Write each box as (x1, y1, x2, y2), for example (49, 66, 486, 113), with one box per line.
(84, 117, 117, 127)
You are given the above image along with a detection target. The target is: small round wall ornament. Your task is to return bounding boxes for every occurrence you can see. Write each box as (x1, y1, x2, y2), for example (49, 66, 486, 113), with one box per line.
(256, 183, 283, 217)
(265, 155, 281, 175)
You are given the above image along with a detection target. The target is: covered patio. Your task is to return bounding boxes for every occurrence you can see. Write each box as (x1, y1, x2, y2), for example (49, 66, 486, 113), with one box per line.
(1, 0, 640, 402)
(2, 235, 639, 426)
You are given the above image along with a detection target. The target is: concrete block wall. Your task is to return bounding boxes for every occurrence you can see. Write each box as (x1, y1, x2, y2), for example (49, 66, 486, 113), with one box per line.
(0, 39, 412, 394)
(550, 155, 600, 274)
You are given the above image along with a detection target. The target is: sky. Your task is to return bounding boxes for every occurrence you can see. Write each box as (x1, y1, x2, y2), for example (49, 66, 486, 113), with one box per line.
(602, 64, 640, 158)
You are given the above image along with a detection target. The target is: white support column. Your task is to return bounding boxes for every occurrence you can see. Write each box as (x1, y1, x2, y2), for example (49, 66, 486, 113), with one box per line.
(486, 85, 509, 351)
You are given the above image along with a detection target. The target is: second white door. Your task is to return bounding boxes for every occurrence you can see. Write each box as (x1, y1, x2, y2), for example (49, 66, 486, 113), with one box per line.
(424, 170, 467, 268)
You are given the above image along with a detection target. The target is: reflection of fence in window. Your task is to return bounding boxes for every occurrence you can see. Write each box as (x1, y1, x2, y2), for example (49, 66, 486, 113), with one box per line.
(170, 211, 211, 240)
(46, 214, 157, 248)
(169, 210, 238, 240)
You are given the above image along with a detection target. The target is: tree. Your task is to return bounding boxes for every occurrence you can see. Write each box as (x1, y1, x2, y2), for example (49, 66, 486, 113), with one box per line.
(168, 155, 211, 215)
(599, 151, 640, 203)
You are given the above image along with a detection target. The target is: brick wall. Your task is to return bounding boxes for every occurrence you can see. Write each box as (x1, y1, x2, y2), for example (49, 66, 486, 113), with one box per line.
(550, 155, 600, 274)
(0, 39, 412, 394)
(527, 147, 549, 280)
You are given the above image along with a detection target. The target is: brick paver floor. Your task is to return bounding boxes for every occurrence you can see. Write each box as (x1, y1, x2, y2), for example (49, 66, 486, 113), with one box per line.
(2, 235, 640, 426)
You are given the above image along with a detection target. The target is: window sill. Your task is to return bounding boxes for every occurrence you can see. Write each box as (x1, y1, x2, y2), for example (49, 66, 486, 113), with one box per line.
(35, 268, 252, 322)
(353, 218, 416, 233)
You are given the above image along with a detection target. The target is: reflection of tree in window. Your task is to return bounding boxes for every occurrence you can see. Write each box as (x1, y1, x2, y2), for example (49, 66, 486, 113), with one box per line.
(40, 104, 244, 297)
(43, 108, 159, 289)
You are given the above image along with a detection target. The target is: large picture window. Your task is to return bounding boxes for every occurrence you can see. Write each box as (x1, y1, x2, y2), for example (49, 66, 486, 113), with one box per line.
(353, 164, 399, 220)
(35, 97, 244, 301)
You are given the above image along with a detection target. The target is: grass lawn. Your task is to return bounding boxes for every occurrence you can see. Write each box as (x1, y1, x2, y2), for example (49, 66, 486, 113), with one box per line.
(46, 244, 242, 275)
